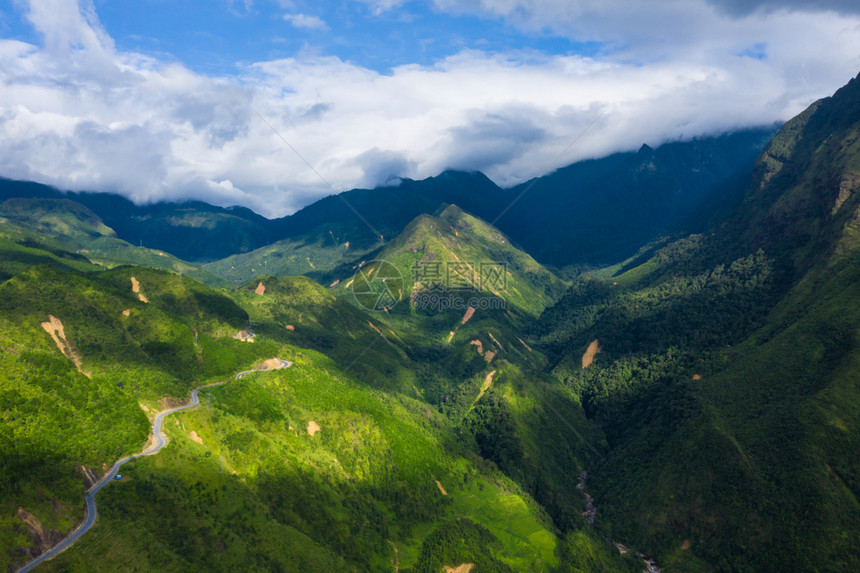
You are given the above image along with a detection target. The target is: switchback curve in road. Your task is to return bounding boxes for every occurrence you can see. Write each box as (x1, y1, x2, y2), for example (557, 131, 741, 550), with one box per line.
(17, 360, 292, 572)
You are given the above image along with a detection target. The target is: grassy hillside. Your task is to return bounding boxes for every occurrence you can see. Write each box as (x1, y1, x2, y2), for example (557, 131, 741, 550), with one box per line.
(204, 229, 376, 286)
(229, 272, 612, 538)
(45, 346, 569, 572)
(0, 245, 628, 572)
(229, 274, 421, 395)
(0, 265, 262, 570)
(0, 234, 99, 283)
(0, 197, 229, 288)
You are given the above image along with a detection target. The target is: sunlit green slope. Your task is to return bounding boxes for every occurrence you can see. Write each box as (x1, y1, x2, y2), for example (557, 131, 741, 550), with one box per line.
(0, 265, 257, 571)
(329, 205, 567, 319)
(0, 197, 229, 288)
(0, 255, 629, 571)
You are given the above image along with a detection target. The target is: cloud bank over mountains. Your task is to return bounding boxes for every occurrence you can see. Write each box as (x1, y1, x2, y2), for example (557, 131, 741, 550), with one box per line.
(0, 0, 859, 217)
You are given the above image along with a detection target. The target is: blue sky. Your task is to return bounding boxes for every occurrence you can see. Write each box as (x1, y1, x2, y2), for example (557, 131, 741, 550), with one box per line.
(3, 1, 601, 73)
(0, 0, 859, 217)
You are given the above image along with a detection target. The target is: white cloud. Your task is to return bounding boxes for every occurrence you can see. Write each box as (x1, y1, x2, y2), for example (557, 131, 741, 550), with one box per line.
(0, 0, 859, 218)
(355, 0, 408, 16)
(283, 13, 328, 31)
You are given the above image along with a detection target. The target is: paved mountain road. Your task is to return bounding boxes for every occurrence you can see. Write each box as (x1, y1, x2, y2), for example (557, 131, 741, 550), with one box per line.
(17, 361, 292, 572)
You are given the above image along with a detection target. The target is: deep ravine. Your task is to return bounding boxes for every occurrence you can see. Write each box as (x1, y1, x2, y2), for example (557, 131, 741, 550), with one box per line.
(577, 470, 662, 573)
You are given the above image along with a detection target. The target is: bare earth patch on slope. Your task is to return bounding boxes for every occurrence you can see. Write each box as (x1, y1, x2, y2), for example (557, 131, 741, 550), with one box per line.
(232, 330, 255, 343)
(581, 339, 602, 369)
(471, 370, 497, 410)
(461, 307, 476, 324)
(257, 358, 287, 371)
(130, 276, 149, 303)
(17, 507, 62, 560)
(40, 315, 86, 375)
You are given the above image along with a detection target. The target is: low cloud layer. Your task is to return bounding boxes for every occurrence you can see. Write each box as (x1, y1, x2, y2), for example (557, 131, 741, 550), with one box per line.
(0, 0, 859, 217)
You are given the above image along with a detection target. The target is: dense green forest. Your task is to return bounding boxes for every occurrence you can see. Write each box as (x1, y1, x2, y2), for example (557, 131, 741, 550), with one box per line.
(531, 72, 860, 571)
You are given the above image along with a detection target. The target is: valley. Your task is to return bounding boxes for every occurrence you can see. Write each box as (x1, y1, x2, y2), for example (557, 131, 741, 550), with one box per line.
(2, 72, 860, 573)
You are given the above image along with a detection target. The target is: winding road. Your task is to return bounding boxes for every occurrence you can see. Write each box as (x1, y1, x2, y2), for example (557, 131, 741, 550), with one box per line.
(17, 361, 292, 573)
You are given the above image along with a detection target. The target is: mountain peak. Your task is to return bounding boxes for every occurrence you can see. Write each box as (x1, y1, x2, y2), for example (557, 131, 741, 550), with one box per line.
(343, 205, 566, 317)
(438, 203, 466, 219)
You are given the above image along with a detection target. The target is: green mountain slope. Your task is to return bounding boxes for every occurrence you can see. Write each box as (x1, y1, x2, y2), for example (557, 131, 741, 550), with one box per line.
(0, 229, 99, 282)
(48, 348, 568, 572)
(0, 265, 534, 571)
(229, 274, 423, 395)
(204, 228, 370, 286)
(536, 71, 860, 571)
(0, 254, 628, 571)
(719, 73, 860, 274)
(5, 179, 277, 263)
(331, 205, 567, 319)
(0, 197, 229, 288)
(228, 270, 609, 540)
(73, 196, 275, 263)
(0, 265, 260, 569)
(310, 206, 626, 547)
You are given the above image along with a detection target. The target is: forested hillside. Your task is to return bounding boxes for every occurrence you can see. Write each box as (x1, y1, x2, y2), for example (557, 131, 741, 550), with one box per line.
(0, 227, 630, 571)
(536, 72, 860, 571)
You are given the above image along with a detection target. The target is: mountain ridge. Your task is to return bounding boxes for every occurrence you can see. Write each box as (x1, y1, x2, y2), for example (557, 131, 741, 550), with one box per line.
(2, 126, 777, 277)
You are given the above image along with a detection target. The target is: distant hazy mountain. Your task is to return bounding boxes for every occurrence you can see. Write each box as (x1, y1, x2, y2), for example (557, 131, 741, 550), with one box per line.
(203, 171, 506, 283)
(494, 127, 778, 267)
(2, 126, 776, 274)
(0, 195, 228, 286)
(0, 180, 277, 262)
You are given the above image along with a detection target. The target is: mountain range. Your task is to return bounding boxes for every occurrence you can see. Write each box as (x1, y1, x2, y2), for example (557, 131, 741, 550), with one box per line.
(1, 71, 859, 572)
